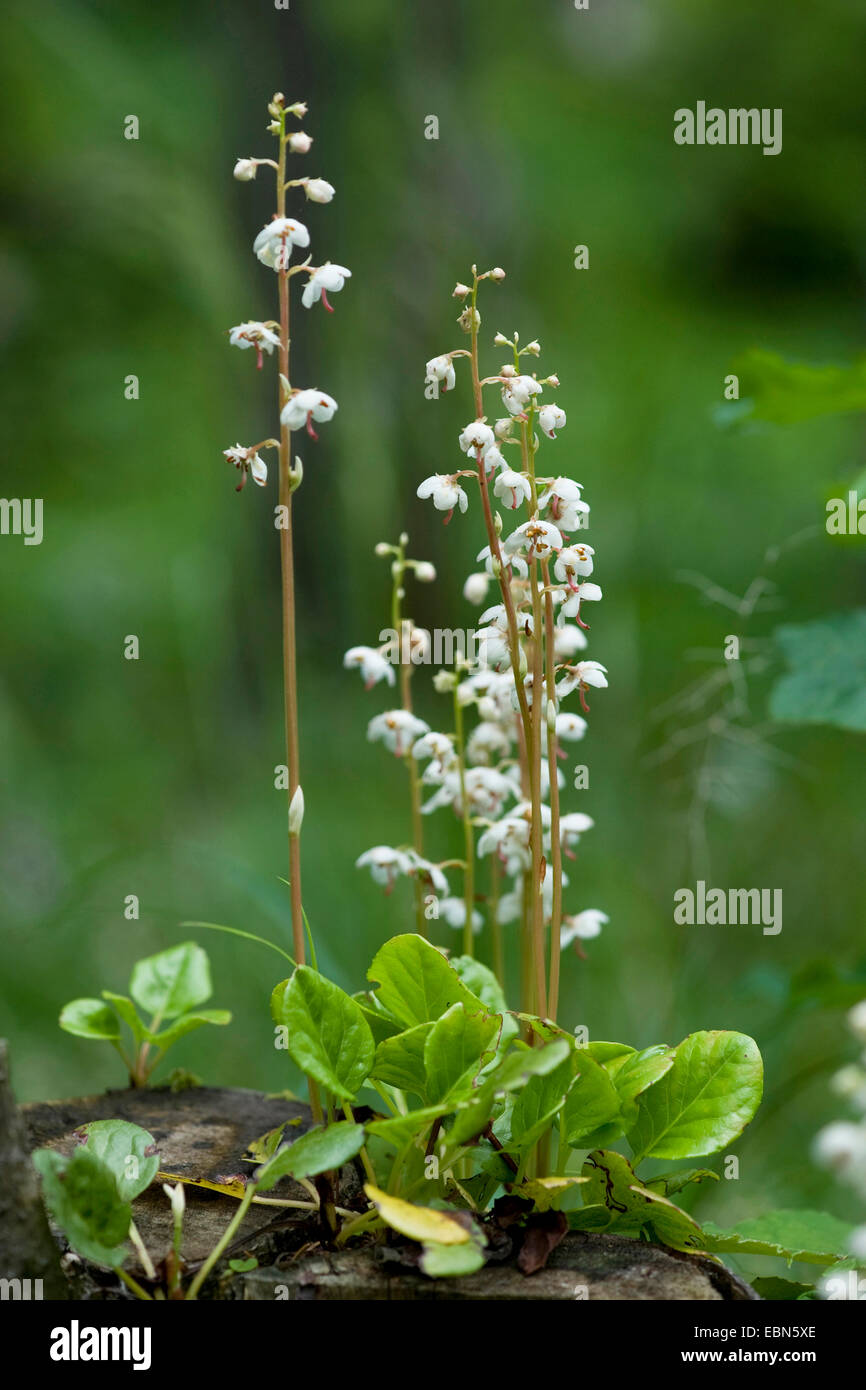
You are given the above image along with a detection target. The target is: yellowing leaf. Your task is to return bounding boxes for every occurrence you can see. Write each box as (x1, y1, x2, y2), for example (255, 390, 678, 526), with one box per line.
(520, 1175, 588, 1212)
(364, 1184, 470, 1246)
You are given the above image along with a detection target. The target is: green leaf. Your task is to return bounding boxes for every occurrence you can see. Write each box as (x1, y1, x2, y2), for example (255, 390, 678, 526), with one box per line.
(626, 1031, 763, 1161)
(446, 1038, 572, 1147)
(420, 1233, 487, 1278)
(701, 1210, 853, 1268)
(228, 1256, 259, 1273)
(146, 1009, 231, 1050)
(34, 1147, 130, 1268)
(561, 1053, 622, 1146)
(719, 349, 866, 427)
(254, 1122, 365, 1189)
(496, 1056, 574, 1153)
(751, 1276, 815, 1301)
(582, 1150, 703, 1252)
(59, 999, 121, 1042)
(770, 612, 866, 733)
(611, 1045, 675, 1107)
(275, 967, 375, 1102)
(424, 1004, 500, 1105)
(74, 1120, 159, 1202)
(351, 992, 404, 1045)
(129, 942, 212, 1020)
(370, 1023, 433, 1099)
(101, 993, 148, 1046)
(585, 1042, 635, 1067)
(646, 1167, 720, 1197)
(366, 1106, 446, 1148)
(449, 957, 518, 1044)
(367, 934, 486, 1029)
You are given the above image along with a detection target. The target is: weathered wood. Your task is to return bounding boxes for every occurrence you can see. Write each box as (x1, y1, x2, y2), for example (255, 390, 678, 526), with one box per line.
(22, 1083, 758, 1301)
(0, 1042, 68, 1298)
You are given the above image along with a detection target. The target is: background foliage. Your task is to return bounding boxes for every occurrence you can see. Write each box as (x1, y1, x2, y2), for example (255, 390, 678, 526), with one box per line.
(2, 0, 864, 1253)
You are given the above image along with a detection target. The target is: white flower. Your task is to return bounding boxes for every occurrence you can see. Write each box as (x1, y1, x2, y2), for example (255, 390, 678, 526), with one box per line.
(561, 581, 602, 622)
(405, 850, 449, 896)
(494, 468, 531, 510)
(281, 389, 338, 437)
(287, 131, 313, 154)
(464, 573, 491, 606)
(304, 178, 335, 203)
(554, 545, 595, 587)
(302, 263, 351, 311)
(459, 421, 496, 455)
(813, 1122, 866, 1179)
(367, 710, 430, 757)
(343, 646, 395, 690)
(438, 897, 484, 935)
(233, 158, 258, 181)
(501, 373, 542, 416)
(480, 444, 508, 476)
(849, 1225, 866, 1262)
(414, 561, 436, 583)
(417, 474, 468, 521)
(412, 731, 457, 768)
(223, 443, 269, 490)
(559, 810, 594, 856)
(554, 624, 588, 658)
(849, 1001, 866, 1042)
(503, 518, 563, 562)
(356, 845, 412, 893)
(253, 217, 310, 270)
(467, 720, 512, 766)
(229, 321, 281, 368)
(426, 355, 456, 393)
(558, 661, 608, 712)
(556, 713, 588, 742)
(494, 417, 515, 440)
(539, 477, 589, 531)
(538, 404, 566, 439)
(561, 909, 608, 947)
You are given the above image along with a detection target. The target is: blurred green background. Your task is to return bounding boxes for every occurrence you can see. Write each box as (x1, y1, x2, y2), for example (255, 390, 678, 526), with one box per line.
(2, 0, 865, 1249)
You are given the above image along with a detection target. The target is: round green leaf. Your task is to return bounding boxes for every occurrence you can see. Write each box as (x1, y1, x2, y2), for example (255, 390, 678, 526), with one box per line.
(130, 942, 212, 1020)
(276, 966, 374, 1101)
(255, 1121, 365, 1189)
(75, 1120, 160, 1202)
(626, 1030, 763, 1161)
(34, 1147, 130, 1268)
(59, 999, 121, 1041)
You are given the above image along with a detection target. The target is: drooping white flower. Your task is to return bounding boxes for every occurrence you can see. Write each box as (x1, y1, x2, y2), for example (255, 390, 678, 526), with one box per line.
(281, 389, 338, 437)
(538, 404, 566, 439)
(539, 477, 589, 531)
(229, 321, 281, 368)
(501, 373, 543, 417)
(561, 909, 608, 947)
(302, 263, 351, 311)
(557, 659, 608, 712)
(405, 850, 450, 896)
(503, 518, 563, 562)
(494, 468, 531, 510)
(417, 474, 468, 522)
(223, 443, 269, 491)
(426, 355, 456, 393)
(343, 646, 395, 690)
(480, 444, 508, 476)
(367, 710, 430, 757)
(253, 217, 311, 270)
(466, 720, 512, 766)
(287, 131, 313, 154)
(559, 810, 594, 857)
(414, 561, 436, 583)
(438, 897, 484, 935)
(356, 845, 413, 893)
(304, 178, 335, 203)
(561, 582, 602, 623)
(464, 572, 491, 606)
(412, 731, 457, 772)
(554, 624, 588, 659)
(459, 421, 496, 456)
(233, 158, 258, 181)
(554, 545, 595, 588)
(556, 713, 588, 742)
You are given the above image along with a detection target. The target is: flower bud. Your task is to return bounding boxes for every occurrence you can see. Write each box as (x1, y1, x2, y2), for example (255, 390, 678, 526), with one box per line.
(289, 785, 305, 836)
(304, 177, 335, 203)
(287, 101, 308, 119)
(269, 93, 286, 115)
(375, 542, 391, 557)
(433, 670, 458, 694)
(267, 120, 281, 135)
(233, 158, 257, 181)
(463, 572, 489, 605)
(525, 340, 541, 356)
(850, 1001, 866, 1042)
(457, 306, 480, 334)
(494, 332, 511, 346)
(490, 267, 506, 281)
(452, 282, 471, 299)
(162, 1182, 185, 1220)
(414, 561, 436, 583)
(288, 131, 313, 154)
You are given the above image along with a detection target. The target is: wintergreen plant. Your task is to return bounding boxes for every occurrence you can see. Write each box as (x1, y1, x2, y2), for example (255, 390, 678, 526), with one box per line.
(58, 943, 230, 1087)
(348, 268, 607, 1026)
